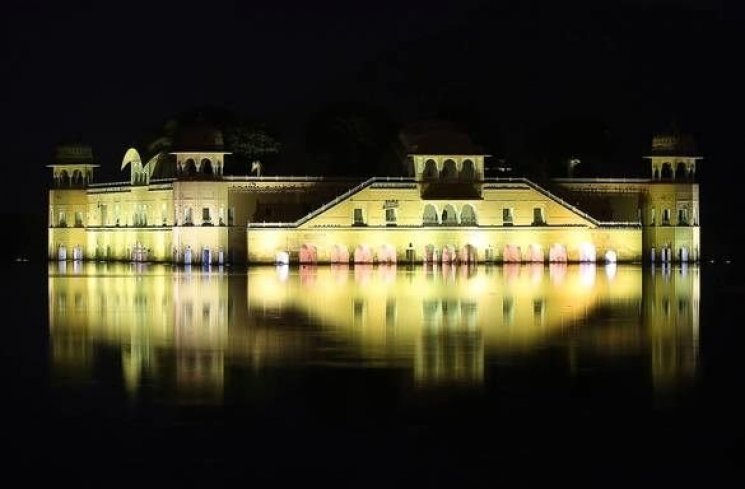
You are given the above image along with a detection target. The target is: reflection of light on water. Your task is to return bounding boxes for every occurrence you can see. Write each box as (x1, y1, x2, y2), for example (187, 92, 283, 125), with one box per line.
(529, 263, 544, 284)
(579, 263, 596, 287)
(276, 264, 289, 282)
(503, 263, 520, 283)
(47, 263, 700, 397)
(549, 263, 567, 285)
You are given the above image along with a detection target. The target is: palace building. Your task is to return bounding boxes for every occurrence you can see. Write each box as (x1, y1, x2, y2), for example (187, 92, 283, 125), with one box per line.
(47, 125, 701, 264)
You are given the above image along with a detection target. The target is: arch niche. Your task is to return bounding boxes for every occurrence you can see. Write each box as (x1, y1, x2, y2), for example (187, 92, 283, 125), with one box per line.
(441, 159, 457, 179)
(423, 204, 439, 226)
(441, 205, 458, 226)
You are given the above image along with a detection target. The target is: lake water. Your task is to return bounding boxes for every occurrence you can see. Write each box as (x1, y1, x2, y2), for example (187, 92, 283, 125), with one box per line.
(3, 262, 743, 485)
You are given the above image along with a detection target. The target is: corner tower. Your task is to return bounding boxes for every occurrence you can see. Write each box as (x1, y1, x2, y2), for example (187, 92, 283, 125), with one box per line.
(642, 132, 701, 262)
(47, 143, 99, 260)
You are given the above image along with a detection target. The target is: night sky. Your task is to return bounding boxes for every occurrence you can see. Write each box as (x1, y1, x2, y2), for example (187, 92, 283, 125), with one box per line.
(3, 0, 742, 257)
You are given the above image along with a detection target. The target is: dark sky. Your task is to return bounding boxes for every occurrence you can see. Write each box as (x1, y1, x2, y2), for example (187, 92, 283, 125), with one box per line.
(3, 0, 742, 256)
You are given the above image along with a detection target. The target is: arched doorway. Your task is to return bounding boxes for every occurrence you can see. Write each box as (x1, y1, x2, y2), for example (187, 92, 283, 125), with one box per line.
(460, 204, 477, 226)
(423, 159, 438, 179)
(275, 251, 290, 265)
(675, 162, 687, 180)
(441, 159, 457, 179)
(460, 244, 477, 264)
(202, 247, 211, 265)
(441, 245, 456, 264)
(604, 250, 618, 263)
(460, 159, 475, 179)
(57, 244, 67, 261)
(423, 204, 439, 226)
(678, 246, 689, 262)
(378, 245, 396, 264)
(354, 245, 373, 264)
(299, 244, 318, 264)
(661, 162, 673, 180)
(579, 243, 596, 262)
(202, 158, 213, 176)
(549, 244, 567, 262)
(528, 244, 544, 262)
(183, 159, 197, 177)
(503, 245, 521, 263)
(441, 205, 458, 225)
(424, 244, 438, 263)
(330, 244, 349, 263)
(184, 246, 192, 265)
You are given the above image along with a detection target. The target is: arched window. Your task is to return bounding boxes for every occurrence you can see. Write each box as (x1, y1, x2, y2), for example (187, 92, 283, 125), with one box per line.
(59, 170, 69, 187)
(202, 158, 213, 176)
(441, 204, 458, 225)
(183, 158, 197, 176)
(675, 162, 687, 180)
(422, 204, 438, 226)
(423, 159, 438, 179)
(661, 162, 673, 180)
(460, 159, 475, 179)
(441, 159, 457, 179)
(460, 204, 477, 226)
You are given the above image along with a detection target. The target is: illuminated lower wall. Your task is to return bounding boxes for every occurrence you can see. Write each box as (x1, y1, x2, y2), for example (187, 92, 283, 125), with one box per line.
(247, 226, 643, 263)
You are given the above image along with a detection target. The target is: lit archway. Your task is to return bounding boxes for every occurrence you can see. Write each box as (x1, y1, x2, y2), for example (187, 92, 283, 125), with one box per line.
(330, 244, 349, 263)
(503, 245, 521, 263)
(528, 244, 544, 262)
(579, 243, 596, 262)
(441, 245, 456, 264)
(424, 244, 438, 263)
(423, 204, 439, 226)
(441, 204, 458, 225)
(460, 244, 477, 264)
(604, 250, 617, 263)
(549, 244, 568, 262)
(354, 245, 373, 264)
(299, 244, 318, 264)
(460, 204, 477, 226)
(678, 246, 689, 262)
(378, 245, 397, 264)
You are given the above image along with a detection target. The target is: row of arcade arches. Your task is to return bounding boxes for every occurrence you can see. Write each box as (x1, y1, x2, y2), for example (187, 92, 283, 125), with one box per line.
(283, 243, 616, 264)
(652, 162, 695, 181)
(178, 158, 223, 177)
(423, 204, 477, 226)
(422, 158, 477, 180)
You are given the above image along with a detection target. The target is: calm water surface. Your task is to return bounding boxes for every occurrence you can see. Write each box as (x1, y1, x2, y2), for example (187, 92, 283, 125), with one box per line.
(4, 262, 744, 485)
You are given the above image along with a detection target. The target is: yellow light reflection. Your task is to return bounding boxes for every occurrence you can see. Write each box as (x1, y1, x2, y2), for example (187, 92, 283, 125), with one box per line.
(48, 262, 700, 398)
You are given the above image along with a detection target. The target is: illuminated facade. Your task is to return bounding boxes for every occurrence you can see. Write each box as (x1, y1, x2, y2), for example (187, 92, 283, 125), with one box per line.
(48, 129, 700, 264)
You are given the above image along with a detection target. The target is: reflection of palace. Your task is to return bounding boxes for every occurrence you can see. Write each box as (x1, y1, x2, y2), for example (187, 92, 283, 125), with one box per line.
(48, 263, 699, 397)
(48, 125, 700, 265)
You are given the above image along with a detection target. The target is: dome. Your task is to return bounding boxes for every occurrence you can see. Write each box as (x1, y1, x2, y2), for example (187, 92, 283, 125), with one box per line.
(173, 125, 225, 152)
(650, 133, 697, 156)
(54, 143, 95, 164)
